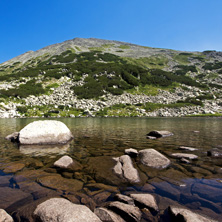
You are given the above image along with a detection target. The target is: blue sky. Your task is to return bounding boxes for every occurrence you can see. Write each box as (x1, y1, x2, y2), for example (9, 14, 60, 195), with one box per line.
(1, 0, 222, 63)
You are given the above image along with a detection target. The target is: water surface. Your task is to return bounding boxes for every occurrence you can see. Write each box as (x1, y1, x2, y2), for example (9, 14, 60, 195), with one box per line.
(0, 117, 221, 220)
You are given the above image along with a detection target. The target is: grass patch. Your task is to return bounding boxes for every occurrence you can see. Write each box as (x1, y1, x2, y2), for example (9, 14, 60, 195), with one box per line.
(118, 45, 131, 49)
(125, 56, 169, 69)
(173, 53, 193, 65)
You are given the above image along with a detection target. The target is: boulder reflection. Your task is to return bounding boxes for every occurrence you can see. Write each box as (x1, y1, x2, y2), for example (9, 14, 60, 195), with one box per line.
(19, 142, 71, 157)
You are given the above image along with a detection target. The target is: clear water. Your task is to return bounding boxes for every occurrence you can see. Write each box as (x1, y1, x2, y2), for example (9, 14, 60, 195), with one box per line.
(0, 117, 221, 220)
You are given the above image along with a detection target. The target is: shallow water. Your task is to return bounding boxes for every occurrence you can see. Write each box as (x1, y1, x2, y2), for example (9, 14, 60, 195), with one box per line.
(0, 117, 222, 220)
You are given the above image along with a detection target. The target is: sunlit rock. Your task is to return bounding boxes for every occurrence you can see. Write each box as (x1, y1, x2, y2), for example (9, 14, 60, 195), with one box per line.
(34, 198, 101, 222)
(19, 120, 73, 145)
(139, 149, 171, 169)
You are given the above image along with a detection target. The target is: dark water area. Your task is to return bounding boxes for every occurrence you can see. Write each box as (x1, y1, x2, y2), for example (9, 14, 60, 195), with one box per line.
(0, 117, 222, 221)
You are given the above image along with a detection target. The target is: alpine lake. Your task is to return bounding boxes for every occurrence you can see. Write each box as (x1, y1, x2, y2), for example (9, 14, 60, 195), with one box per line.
(0, 117, 221, 221)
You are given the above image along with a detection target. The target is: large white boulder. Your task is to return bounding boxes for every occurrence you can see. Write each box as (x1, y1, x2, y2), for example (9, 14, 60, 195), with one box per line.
(33, 198, 101, 222)
(19, 120, 73, 145)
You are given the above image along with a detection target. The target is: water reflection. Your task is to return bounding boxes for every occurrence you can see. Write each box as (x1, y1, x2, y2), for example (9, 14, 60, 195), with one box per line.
(19, 142, 71, 157)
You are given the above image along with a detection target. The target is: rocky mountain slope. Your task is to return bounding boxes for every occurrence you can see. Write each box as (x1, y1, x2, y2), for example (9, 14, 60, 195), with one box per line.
(0, 37, 222, 118)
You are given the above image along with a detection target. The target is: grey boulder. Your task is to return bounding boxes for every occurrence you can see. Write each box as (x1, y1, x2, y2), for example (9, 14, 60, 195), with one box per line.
(108, 201, 142, 222)
(94, 207, 125, 222)
(168, 206, 217, 222)
(19, 120, 73, 145)
(54, 155, 73, 168)
(113, 155, 140, 184)
(33, 198, 101, 222)
(139, 149, 171, 169)
(0, 209, 13, 222)
(130, 193, 158, 212)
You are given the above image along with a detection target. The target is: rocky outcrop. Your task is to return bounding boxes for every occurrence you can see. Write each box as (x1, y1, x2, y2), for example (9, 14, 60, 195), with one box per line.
(19, 120, 73, 144)
(138, 149, 171, 169)
(113, 155, 140, 184)
(33, 198, 101, 222)
(0, 209, 13, 222)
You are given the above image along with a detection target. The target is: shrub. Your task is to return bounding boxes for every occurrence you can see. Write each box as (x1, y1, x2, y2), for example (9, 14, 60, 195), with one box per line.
(0, 80, 45, 98)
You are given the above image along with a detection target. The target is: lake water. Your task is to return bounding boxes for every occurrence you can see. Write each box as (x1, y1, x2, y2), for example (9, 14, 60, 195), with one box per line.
(0, 117, 222, 221)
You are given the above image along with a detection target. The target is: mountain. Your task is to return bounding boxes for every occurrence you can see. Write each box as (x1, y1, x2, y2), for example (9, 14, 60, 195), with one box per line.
(0, 37, 222, 118)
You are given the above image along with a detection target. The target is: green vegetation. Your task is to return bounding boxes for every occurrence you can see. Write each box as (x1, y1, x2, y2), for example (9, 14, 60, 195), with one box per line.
(0, 80, 46, 98)
(173, 53, 193, 65)
(203, 62, 222, 70)
(125, 56, 169, 69)
(16, 105, 83, 117)
(118, 45, 131, 49)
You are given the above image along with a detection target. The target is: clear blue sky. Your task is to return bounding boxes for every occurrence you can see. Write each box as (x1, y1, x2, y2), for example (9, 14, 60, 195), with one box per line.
(1, 0, 222, 63)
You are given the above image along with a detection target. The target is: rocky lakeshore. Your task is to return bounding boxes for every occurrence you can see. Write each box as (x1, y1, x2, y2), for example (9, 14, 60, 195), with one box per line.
(0, 119, 221, 221)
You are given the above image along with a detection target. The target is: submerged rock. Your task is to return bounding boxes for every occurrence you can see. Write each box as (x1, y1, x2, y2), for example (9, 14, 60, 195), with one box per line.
(33, 198, 101, 222)
(146, 130, 173, 138)
(139, 149, 171, 169)
(37, 174, 83, 192)
(85, 156, 122, 186)
(168, 206, 218, 222)
(0, 209, 13, 222)
(19, 120, 73, 145)
(19, 143, 70, 157)
(0, 187, 33, 212)
(207, 148, 222, 157)
(171, 153, 198, 160)
(3, 162, 25, 174)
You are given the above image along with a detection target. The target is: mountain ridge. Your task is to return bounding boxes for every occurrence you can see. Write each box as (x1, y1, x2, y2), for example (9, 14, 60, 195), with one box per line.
(2, 37, 195, 66)
(0, 37, 221, 118)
